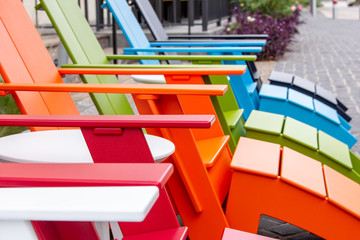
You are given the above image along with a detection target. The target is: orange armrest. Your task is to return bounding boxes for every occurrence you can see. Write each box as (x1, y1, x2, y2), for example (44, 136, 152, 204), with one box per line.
(57, 67, 247, 76)
(0, 114, 215, 129)
(0, 83, 227, 96)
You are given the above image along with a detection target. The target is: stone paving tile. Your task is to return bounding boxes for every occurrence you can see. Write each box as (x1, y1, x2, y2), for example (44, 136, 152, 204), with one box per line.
(257, 216, 325, 239)
(284, 232, 324, 240)
(267, 224, 307, 236)
(258, 215, 286, 229)
(257, 229, 281, 238)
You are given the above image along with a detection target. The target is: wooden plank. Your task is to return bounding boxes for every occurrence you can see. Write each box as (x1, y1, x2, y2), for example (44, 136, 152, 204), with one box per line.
(0, 114, 215, 129)
(281, 147, 326, 199)
(0, 186, 159, 222)
(0, 83, 227, 96)
(0, 163, 173, 189)
(231, 137, 280, 178)
(57, 67, 247, 76)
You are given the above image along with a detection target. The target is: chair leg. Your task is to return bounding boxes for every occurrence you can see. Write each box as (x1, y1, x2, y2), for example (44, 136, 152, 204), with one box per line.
(32, 221, 100, 240)
(206, 146, 233, 204)
(225, 172, 266, 233)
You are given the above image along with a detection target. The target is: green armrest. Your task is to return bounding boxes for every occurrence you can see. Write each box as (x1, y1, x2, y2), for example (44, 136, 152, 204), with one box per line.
(107, 54, 257, 62)
(61, 64, 242, 69)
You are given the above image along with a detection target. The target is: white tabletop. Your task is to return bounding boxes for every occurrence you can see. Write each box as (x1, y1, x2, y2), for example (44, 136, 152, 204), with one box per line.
(0, 186, 159, 222)
(0, 130, 174, 163)
(131, 75, 166, 84)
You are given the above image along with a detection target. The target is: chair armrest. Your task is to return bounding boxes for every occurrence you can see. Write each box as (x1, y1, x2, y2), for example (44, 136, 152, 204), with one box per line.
(0, 83, 227, 96)
(57, 67, 247, 76)
(0, 186, 158, 222)
(105, 54, 257, 62)
(0, 114, 215, 129)
(168, 34, 269, 40)
(62, 63, 251, 68)
(0, 163, 174, 188)
(123, 47, 262, 54)
(149, 39, 266, 47)
(0, 114, 215, 164)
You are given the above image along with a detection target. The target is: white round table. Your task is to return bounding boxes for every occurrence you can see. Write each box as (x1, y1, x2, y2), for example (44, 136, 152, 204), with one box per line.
(131, 75, 166, 84)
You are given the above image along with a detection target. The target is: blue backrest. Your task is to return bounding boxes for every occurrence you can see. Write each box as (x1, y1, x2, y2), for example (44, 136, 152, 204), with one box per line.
(105, 0, 160, 64)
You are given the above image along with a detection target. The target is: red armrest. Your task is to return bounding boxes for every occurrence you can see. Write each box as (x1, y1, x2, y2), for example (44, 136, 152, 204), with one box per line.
(0, 163, 173, 189)
(0, 114, 215, 129)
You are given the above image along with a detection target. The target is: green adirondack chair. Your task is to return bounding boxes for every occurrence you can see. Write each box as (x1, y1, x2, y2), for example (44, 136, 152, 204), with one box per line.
(37, 0, 260, 153)
(244, 110, 360, 184)
(37, 0, 360, 182)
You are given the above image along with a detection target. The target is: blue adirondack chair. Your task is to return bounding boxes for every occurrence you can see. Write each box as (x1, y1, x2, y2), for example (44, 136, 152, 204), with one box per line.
(103, 0, 357, 148)
(130, 0, 266, 90)
(130, 0, 351, 123)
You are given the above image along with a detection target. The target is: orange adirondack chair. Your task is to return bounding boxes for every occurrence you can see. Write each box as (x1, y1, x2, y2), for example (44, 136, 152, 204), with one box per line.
(0, 1, 243, 239)
(0, 3, 209, 240)
(226, 137, 360, 240)
(31, 1, 245, 237)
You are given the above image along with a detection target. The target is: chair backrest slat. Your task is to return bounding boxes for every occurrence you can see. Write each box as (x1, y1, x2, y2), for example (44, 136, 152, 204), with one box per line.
(105, 0, 160, 65)
(0, 0, 79, 130)
(132, 0, 181, 65)
(41, 0, 135, 115)
(0, 20, 47, 116)
(133, 0, 169, 41)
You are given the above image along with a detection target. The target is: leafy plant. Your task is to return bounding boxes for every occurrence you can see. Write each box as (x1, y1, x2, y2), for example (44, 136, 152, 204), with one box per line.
(230, 0, 302, 16)
(0, 75, 28, 137)
(225, 3, 303, 60)
(298, 0, 322, 7)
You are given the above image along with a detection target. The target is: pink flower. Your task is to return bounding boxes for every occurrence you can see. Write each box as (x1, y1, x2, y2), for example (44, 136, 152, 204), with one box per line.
(298, 4, 303, 10)
(291, 5, 296, 11)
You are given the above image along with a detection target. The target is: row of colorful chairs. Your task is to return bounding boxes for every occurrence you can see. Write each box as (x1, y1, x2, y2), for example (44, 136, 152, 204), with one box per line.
(0, 0, 359, 239)
(104, 0, 356, 148)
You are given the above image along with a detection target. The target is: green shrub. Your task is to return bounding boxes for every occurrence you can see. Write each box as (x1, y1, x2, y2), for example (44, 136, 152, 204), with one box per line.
(0, 75, 28, 137)
(298, 0, 322, 7)
(231, 0, 303, 16)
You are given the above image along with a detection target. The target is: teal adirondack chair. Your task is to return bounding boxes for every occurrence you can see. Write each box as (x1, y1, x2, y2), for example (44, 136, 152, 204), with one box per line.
(102, 0, 357, 148)
(130, 0, 351, 123)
